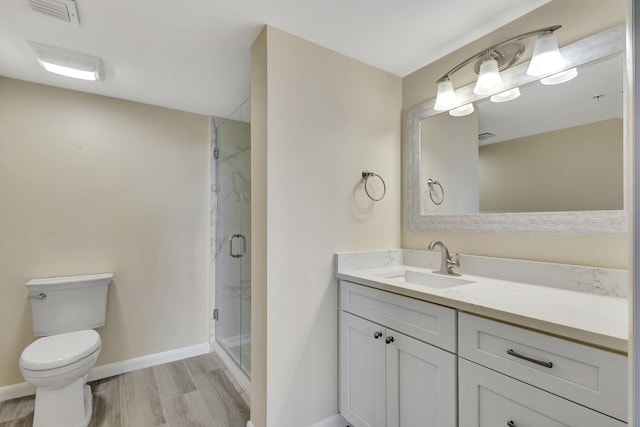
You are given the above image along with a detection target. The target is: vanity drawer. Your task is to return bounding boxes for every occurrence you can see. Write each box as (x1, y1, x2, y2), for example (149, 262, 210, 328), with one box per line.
(339, 281, 456, 352)
(459, 358, 625, 427)
(458, 312, 627, 421)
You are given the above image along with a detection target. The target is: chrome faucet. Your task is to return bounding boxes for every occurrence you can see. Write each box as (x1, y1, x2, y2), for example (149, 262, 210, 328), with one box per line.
(428, 240, 460, 276)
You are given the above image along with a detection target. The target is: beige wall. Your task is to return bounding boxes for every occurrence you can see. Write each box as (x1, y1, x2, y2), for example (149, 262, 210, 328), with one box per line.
(251, 26, 402, 427)
(402, 0, 628, 268)
(0, 77, 210, 387)
(480, 119, 624, 212)
(250, 28, 268, 427)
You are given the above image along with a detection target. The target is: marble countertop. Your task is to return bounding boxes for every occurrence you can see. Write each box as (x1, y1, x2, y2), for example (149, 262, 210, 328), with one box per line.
(336, 265, 628, 354)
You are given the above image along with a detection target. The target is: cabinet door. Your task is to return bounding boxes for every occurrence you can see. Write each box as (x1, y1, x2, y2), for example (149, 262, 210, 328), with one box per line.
(386, 330, 457, 427)
(340, 312, 386, 427)
(459, 358, 626, 427)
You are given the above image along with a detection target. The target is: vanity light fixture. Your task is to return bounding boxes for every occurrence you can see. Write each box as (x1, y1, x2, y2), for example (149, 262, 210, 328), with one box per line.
(433, 25, 564, 112)
(490, 87, 521, 103)
(29, 41, 104, 81)
(449, 103, 474, 117)
(540, 67, 578, 85)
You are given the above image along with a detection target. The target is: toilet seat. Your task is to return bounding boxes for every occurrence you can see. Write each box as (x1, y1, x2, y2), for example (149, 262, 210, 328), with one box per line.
(20, 330, 101, 371)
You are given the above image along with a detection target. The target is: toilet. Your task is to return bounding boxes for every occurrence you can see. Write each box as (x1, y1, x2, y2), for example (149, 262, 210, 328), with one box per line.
(19, 273, 112, 427)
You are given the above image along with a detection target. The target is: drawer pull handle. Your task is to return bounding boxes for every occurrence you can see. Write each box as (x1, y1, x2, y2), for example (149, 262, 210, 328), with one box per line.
(507, 421, 517, 427)
(385, 336, 395, 344)
(373, 331, 383, 339)
(507, 349, 553, 368)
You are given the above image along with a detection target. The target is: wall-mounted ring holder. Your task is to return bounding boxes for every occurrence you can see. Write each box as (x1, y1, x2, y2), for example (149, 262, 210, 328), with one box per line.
(362, 171, 386, 202)
(427, 178, 444, 205)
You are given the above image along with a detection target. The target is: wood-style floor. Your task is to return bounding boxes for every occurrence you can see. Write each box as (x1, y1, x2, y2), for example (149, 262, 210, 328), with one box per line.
(0, 352, 250, 427)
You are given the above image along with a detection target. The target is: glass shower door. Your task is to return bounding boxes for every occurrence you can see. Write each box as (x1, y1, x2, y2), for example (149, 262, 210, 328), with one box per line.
(213, 104, 251, 377)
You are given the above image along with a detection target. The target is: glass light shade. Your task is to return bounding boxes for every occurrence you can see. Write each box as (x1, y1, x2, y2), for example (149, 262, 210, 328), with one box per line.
(527, 33, 564, 76)
(449, 103, 474, 117)
(473, 58, 504, 95)
(434, 79, 458, 111)
(540, 67, 578, 85)
(490, 87, 521, 103)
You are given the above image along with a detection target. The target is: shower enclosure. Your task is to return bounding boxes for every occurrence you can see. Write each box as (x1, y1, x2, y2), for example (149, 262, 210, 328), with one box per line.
(211, 98, 251, 377)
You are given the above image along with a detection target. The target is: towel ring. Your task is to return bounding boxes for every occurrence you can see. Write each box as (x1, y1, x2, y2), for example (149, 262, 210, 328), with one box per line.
(427, 179, 444, 205)
(362, 171, 386, 202)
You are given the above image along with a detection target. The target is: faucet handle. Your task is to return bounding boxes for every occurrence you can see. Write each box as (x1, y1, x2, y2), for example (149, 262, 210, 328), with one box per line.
(448, 253, 460, 268)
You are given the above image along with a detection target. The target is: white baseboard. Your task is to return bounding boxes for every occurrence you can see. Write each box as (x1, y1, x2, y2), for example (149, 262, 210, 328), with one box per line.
(0, 382, 35, 403)
(309, 414, 350, 427)
(0, 342, 209, 402)
(87, 342, 209, 382)
(210, 341, 251, 397)
(234, 415, 349, 427)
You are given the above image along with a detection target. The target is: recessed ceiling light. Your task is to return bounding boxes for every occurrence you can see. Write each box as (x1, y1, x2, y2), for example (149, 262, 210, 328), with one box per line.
(29, 41, 104, 81)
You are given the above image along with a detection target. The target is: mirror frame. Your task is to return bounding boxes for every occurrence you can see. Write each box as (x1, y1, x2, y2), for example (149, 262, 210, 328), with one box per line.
(406, 25, 627, 235)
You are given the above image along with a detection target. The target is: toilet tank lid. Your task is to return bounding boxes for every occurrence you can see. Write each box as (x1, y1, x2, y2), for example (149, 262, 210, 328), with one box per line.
(26, 273, 113, 291)
(20, 330, 101, 371)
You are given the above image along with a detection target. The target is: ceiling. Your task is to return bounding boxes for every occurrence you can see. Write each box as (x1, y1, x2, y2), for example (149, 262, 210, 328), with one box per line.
(0, 0, 549, 118)
(479, 53, 623, 144)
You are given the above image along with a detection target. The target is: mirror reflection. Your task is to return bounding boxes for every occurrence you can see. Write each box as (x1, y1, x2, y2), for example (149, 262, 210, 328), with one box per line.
(420, 53, 623, 215)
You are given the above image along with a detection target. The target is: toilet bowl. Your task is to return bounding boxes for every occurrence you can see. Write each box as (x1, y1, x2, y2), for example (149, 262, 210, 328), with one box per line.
(20, 330, 102, 427)
(20, 273, 112, 427)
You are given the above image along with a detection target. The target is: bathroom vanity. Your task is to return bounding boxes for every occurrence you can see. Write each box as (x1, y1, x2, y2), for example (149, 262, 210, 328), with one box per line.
(336, 250, 628, 427)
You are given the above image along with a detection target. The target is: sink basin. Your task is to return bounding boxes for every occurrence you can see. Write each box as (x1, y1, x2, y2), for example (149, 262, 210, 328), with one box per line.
(375, 268, 474, 289)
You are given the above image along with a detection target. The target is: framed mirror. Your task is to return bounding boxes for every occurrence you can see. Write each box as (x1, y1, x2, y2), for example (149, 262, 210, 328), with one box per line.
(406, 25, 627, 235)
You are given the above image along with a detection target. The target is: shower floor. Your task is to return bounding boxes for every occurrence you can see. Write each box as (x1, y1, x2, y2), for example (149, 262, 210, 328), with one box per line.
(217, 333, 251, 377)
(225, 342, 251, 375)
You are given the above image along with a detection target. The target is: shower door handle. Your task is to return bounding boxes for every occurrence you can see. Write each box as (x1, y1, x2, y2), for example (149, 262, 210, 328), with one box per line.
(229, 234, 246, 258)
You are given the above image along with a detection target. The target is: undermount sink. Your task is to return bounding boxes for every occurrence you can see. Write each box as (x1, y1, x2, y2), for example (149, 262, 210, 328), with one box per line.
(374, 268, 475, 289)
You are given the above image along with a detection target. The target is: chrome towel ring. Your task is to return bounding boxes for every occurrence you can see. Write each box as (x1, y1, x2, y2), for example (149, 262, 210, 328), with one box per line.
(362, 171, 386, 202)
(427, 178, 444, 205)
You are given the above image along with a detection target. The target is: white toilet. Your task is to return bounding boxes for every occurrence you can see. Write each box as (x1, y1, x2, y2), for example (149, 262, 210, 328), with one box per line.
(19, 273, 112, 427)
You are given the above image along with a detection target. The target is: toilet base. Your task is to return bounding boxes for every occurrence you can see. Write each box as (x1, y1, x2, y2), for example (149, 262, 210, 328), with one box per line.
(33, 377, 93, 427)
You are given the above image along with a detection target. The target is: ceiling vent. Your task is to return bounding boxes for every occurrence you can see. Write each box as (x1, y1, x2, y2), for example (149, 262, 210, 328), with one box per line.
(28, 0, 79, 25)
(478, 132, 495, 141)
(478, 132, 496, 146)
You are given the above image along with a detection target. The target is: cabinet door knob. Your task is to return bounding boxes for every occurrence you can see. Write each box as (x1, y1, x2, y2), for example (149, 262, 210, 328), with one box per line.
(507, 421, 517, 427)
(385, 336, 394, 344)
(373, 331, 383, 339)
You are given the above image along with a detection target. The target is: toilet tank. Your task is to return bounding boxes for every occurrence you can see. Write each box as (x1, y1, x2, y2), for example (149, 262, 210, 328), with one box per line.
(26, 273, 113, 336)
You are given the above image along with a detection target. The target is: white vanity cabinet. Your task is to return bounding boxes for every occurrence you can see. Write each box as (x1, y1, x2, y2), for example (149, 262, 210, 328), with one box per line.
(458, 313, 627, 426)
(339, 281, 457, 427)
